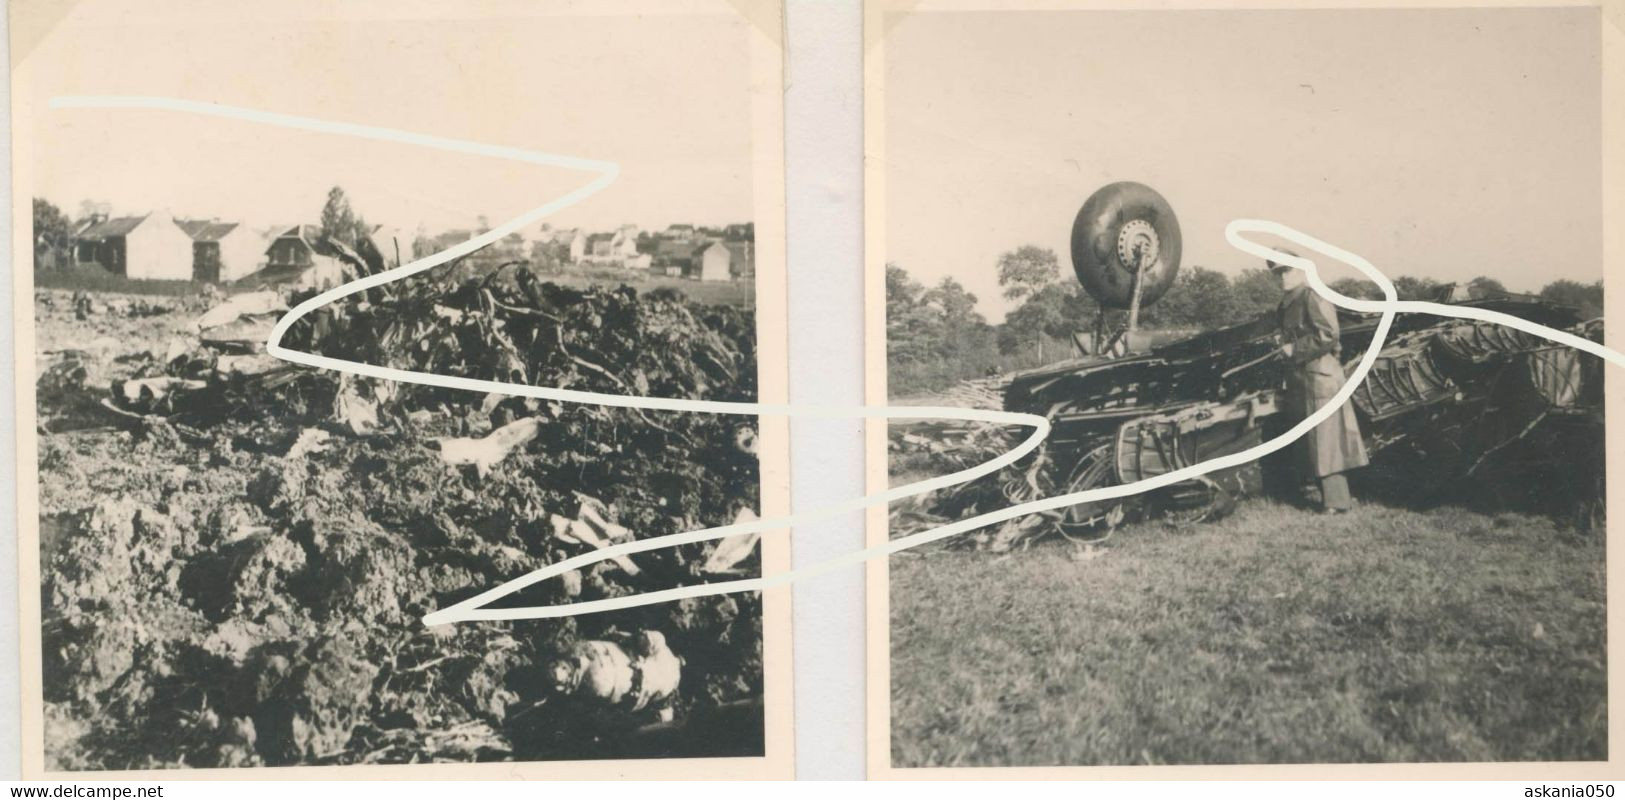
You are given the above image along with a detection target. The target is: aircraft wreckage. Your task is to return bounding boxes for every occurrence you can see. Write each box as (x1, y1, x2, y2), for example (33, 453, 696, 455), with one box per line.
(891, 183, 1605, 550)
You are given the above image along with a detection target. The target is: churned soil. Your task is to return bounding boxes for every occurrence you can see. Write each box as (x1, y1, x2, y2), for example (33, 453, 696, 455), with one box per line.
(34, 282, 766, 770)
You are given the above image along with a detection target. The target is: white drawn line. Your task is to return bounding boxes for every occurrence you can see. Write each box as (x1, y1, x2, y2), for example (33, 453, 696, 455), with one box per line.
(50, 96, 1625, 625)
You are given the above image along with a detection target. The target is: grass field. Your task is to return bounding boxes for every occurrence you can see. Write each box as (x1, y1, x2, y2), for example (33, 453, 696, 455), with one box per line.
(33, 265, 206, 296)
(889, 500, 1606, 767)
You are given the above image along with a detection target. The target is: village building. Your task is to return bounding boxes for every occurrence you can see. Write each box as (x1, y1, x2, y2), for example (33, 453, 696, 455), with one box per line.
(583, 232, 616, 263)
(609, 224, 641, 262)
(530, 226, 579, 263)
(265, 225, 329, 268)
(264, 224, 348, 290)
(572, 226, 643, 267)
(696, 241, 734, 282)
(176, 219, 263, 283)
(72, 211, 196, 281)
(722, 240, 755, 279)
(653, 239, 699, 277)
(558, 229, 587, 263)
(678, 241, 753, 282)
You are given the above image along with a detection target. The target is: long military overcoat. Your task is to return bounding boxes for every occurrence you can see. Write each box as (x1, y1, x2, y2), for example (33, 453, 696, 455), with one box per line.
(1277, 285, 1369, 478)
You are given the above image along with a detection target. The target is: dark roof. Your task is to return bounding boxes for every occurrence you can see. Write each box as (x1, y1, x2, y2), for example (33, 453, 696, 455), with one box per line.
(77, 215, 149, 240)
(269, 224, 323, 243)
(176, 219, 241, 241)
(655, 239, 699, 260)
(266, 225, 343, 257)
(586, 232, 614, 245)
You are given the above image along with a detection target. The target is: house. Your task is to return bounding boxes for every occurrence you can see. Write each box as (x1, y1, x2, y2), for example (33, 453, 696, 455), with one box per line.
(683, 241, 751, 282)
(696, 242, 733, 282)
(609, 224, 641, 261)
(584, 232, 616, 262)
(265, 225, 330, 268)
(571, 225, 643, 267)
(561, 230, 587, 263)
(176, 219, 263, 283)
(71, 213, 119, 266)
(653, 239, 699, 277)
(663, 223, 696, 241)
(73, 212, 196, 280)
(535, 228, 587, 263)
(264, 224, 348, 290)
(722, 241, 754, 279)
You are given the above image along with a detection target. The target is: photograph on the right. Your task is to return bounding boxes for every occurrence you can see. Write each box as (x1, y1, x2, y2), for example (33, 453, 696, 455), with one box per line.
(867, 1, 1611, 774)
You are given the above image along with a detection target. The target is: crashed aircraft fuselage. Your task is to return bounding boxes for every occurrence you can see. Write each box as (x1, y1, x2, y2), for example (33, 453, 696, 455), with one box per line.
(999, 293, 1604, 536)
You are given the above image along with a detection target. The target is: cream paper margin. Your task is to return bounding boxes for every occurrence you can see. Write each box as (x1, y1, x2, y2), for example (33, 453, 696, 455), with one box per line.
(9, 0, 794, 780)
(862, 0, 1625, 780)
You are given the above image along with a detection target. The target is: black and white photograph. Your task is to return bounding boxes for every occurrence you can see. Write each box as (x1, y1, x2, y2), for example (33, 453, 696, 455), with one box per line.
(13, 0, 791, 778)
(869, 2, 1609, 774)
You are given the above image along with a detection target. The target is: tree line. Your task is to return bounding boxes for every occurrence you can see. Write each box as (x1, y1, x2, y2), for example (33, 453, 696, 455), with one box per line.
(888, 245, 1605, 397)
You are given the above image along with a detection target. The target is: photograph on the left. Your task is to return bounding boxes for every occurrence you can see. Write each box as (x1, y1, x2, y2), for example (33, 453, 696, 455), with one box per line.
(12, 0, 791, 779)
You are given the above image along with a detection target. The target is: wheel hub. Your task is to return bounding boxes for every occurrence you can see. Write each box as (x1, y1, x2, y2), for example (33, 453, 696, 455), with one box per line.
(1116, 219, 1160, 273)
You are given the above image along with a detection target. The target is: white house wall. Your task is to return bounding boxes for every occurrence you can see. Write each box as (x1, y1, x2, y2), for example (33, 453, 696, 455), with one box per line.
(218, 231, 267, 282)
(698, 246, 730, 282)
(125, 217, 195, 281)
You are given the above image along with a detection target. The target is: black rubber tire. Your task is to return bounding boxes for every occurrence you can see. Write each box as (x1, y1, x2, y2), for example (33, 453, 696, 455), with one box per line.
(1070, 181, 1182, 310)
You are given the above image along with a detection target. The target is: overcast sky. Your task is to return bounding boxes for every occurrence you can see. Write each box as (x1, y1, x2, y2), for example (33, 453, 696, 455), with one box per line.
(883, 7, 1603, 321)
(22, 0, 752, 237)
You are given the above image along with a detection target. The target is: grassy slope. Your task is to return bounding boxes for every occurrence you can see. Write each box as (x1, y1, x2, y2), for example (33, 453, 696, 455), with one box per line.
(890, 500, 1606, 767)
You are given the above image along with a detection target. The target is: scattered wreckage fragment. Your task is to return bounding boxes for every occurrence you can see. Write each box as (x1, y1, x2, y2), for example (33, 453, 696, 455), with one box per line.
(548, 493, 643, 576)
(701, 507, 762, 575)
(547, 630, 683, 722)
(436, 416, 545, 476)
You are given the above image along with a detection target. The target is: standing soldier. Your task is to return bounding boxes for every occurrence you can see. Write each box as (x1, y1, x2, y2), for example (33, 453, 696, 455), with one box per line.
(1270, 251, 1368, 513)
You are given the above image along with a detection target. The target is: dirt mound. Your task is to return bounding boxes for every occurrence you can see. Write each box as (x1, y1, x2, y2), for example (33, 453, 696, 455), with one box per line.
(36, 268, 766, 769)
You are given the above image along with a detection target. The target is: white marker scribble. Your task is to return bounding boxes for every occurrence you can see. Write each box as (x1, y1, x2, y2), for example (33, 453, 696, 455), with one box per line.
(50, 96, 1625, 625)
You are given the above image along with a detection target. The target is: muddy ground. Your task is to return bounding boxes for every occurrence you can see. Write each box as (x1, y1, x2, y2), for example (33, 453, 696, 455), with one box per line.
(32, 285, 765, 770)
